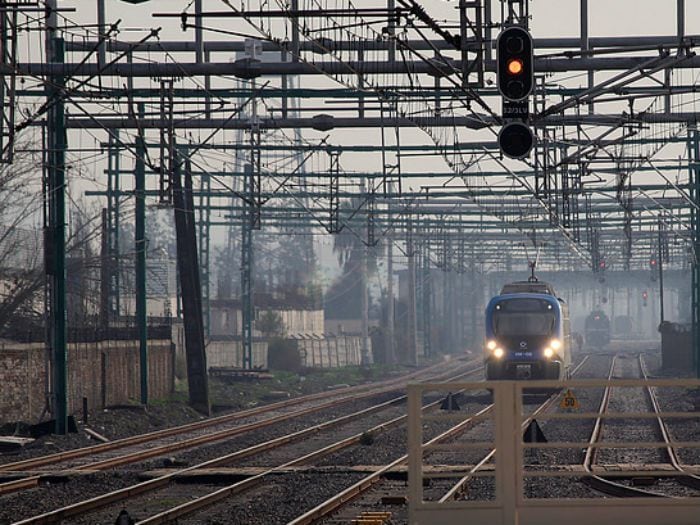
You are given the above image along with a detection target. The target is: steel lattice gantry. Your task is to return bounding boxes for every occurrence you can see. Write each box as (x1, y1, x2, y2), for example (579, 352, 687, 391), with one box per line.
(4, 0, 700, 429)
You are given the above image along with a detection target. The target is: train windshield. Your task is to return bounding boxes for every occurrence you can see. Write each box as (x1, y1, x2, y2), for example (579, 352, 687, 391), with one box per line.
(492, 298, 556, 336)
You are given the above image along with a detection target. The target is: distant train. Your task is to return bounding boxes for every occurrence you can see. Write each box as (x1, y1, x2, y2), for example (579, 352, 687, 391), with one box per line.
(584, 309, 611, 349)
(484, 280, 572, 380)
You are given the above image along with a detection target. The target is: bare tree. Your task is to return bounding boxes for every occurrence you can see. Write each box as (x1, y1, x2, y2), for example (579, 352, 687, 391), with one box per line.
(0, 139, 107, 333)
(0, 140, 44, 330)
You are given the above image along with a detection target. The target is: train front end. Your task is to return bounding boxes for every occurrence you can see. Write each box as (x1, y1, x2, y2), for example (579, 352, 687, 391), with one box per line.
(484, 293, 570, 380)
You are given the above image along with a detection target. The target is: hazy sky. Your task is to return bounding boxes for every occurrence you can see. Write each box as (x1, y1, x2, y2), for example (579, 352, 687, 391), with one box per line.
(24, 1, 699, 274)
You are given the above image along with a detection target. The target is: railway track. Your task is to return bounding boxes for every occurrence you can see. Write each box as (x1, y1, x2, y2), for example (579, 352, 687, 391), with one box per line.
(584, 353, 700, 497)
(639, 356, 700, 491)
(285, 351, 700, 524)
(286, 356, 595, 524)
(10, 351, 696, 524)
(6, 362, 484, 524)
(0, 359, 468, 498)
(580, 353, 665, 497)
(433, 355, 594, 503)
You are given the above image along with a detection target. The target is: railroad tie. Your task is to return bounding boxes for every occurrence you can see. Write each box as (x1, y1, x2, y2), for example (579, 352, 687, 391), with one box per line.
(350, 511, 392, 524)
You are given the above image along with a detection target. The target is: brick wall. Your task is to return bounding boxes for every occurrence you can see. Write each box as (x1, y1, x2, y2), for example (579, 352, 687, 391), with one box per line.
(0, 345, 41, 423)
(0, 339, 174, 424)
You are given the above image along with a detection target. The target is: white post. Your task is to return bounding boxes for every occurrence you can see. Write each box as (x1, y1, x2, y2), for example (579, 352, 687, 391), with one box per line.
(514, 381, 524, 517)
(495, 381, 518, 525)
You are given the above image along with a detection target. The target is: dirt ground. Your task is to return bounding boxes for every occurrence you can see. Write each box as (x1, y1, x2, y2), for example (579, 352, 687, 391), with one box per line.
(0, 363, 415, 462)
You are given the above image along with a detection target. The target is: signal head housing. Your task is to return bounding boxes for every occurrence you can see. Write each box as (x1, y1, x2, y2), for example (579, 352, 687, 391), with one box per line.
(497, 26, 534, 102)
(498, 122, 535, 159)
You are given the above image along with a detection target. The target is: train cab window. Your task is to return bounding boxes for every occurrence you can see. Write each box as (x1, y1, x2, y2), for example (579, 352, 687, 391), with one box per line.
(493, 299, 556, 336)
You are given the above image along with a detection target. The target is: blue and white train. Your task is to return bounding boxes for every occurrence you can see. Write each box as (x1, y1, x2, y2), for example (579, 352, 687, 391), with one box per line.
(484, 280, 572, 380)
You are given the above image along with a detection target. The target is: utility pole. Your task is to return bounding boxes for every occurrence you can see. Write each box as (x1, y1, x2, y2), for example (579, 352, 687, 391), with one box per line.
(385, 237, 395, 364)
(407, 219, 417, 364)
(658, 218, 665, 324)
(198, 172, 211, 336)
(241, 86, 261, 370)
(470, 256, 478, 350)
(651, 279, 658, 338)
(47, 44, 67, 433)
(241, 163, 255, 369)
(422, 243, 432, 358)
(581, 0, 593, 111)
(358, 176, 371, 366)
(106, 132, 120, 322)
(360, 237, 370, 365)
(407, 249, 418, 364)
(135, 103, 148, 405)
(442, 237, 452, 354)
(97, 0, 106, 66)
(100, 208, 109, 328)
(45, 0, 68, 434)
(173, 149, 209, 414)
(637, 284, 644, 338)
(692, 128, 700, 377)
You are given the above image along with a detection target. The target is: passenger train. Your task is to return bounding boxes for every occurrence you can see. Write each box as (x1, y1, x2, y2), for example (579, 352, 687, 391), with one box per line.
(484, 280, 572, 380)
(584, 309, 611, 350)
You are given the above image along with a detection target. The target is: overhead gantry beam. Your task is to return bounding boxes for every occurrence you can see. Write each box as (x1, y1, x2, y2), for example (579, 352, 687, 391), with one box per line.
(9, 54, 700, 77)
(60, 112, 700, 130)
(62, 35, 700, 54)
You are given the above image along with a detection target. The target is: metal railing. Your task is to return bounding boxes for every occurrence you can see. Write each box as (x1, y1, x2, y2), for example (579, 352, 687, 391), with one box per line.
(408, 378, 700, 525)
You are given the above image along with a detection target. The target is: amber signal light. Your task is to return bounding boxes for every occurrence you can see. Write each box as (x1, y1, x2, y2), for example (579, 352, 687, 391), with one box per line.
(497, 26, 533, 101)
(507, 59, 524, 75)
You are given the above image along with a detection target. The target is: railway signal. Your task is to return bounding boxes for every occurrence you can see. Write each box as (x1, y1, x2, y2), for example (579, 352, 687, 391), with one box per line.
(497, 25, 535, 159)
(498, 122, 534, 159)
(497, 26, 534, 102)
(649, 257, 658, 281)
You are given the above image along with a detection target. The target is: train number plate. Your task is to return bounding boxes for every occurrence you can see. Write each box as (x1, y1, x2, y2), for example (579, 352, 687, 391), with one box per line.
(516, 364, 532, 378)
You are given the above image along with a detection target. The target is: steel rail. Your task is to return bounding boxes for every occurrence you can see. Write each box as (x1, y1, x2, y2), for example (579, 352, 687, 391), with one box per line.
(582, 354, 669, 498)
(0, 359, 453, 473)
(280, 393, 498, 525)
(639, 354, 700, 491)
(136, 368, 487, 525)
(11, 366, 484, 525)
(440, 354, 675, 501)
(438, 355, 592, 502)
(289, 356, 593, 522)
(582, 354, 618, 471)
(0, 359, 465, 496)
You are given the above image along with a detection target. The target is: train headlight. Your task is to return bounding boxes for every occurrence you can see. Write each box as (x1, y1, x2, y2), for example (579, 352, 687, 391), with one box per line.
(486, 340, 497, 351)
(550, 339, 562, 350)
(543, 347, 554, 359)
(493, 347, 505, 359)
